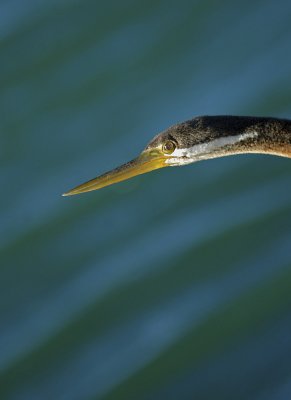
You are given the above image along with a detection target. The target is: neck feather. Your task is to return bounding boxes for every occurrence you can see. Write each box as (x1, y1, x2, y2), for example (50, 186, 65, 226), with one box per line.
(189, 116, 291, 160)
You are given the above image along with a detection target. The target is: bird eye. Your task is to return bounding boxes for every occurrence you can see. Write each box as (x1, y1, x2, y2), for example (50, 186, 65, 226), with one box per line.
(162, 140, 176, 154)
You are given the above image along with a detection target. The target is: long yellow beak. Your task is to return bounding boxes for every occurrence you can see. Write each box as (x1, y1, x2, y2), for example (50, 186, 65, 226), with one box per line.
(62, 150, 168, 196)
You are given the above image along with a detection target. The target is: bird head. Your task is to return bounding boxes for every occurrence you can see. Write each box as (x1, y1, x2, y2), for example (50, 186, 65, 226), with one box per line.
(63, 116, 258, 196)
(63, 120, 201, 196)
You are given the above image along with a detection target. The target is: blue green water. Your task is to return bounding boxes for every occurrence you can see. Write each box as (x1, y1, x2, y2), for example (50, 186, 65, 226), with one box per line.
(1, 1, 291, 399)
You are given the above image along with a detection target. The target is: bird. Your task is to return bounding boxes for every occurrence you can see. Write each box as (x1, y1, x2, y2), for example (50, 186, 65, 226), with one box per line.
(63, 115, 291, 196)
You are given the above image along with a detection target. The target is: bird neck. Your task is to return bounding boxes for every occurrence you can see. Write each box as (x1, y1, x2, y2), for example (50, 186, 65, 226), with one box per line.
(194, 116, 291, 160)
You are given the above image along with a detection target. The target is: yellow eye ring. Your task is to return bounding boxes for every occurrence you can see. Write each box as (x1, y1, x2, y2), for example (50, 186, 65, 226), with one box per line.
(162, 140, 176, 154)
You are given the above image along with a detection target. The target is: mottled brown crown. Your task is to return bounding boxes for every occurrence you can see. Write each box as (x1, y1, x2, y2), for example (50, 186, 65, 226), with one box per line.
(145, 115, 291, 155)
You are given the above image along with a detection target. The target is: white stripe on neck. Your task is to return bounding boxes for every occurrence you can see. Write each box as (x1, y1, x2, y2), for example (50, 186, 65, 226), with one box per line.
(166, 131, 258, 165)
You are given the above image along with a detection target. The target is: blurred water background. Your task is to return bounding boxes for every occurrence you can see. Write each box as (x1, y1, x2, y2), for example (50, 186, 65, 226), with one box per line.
(1, 0, 291, 399)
